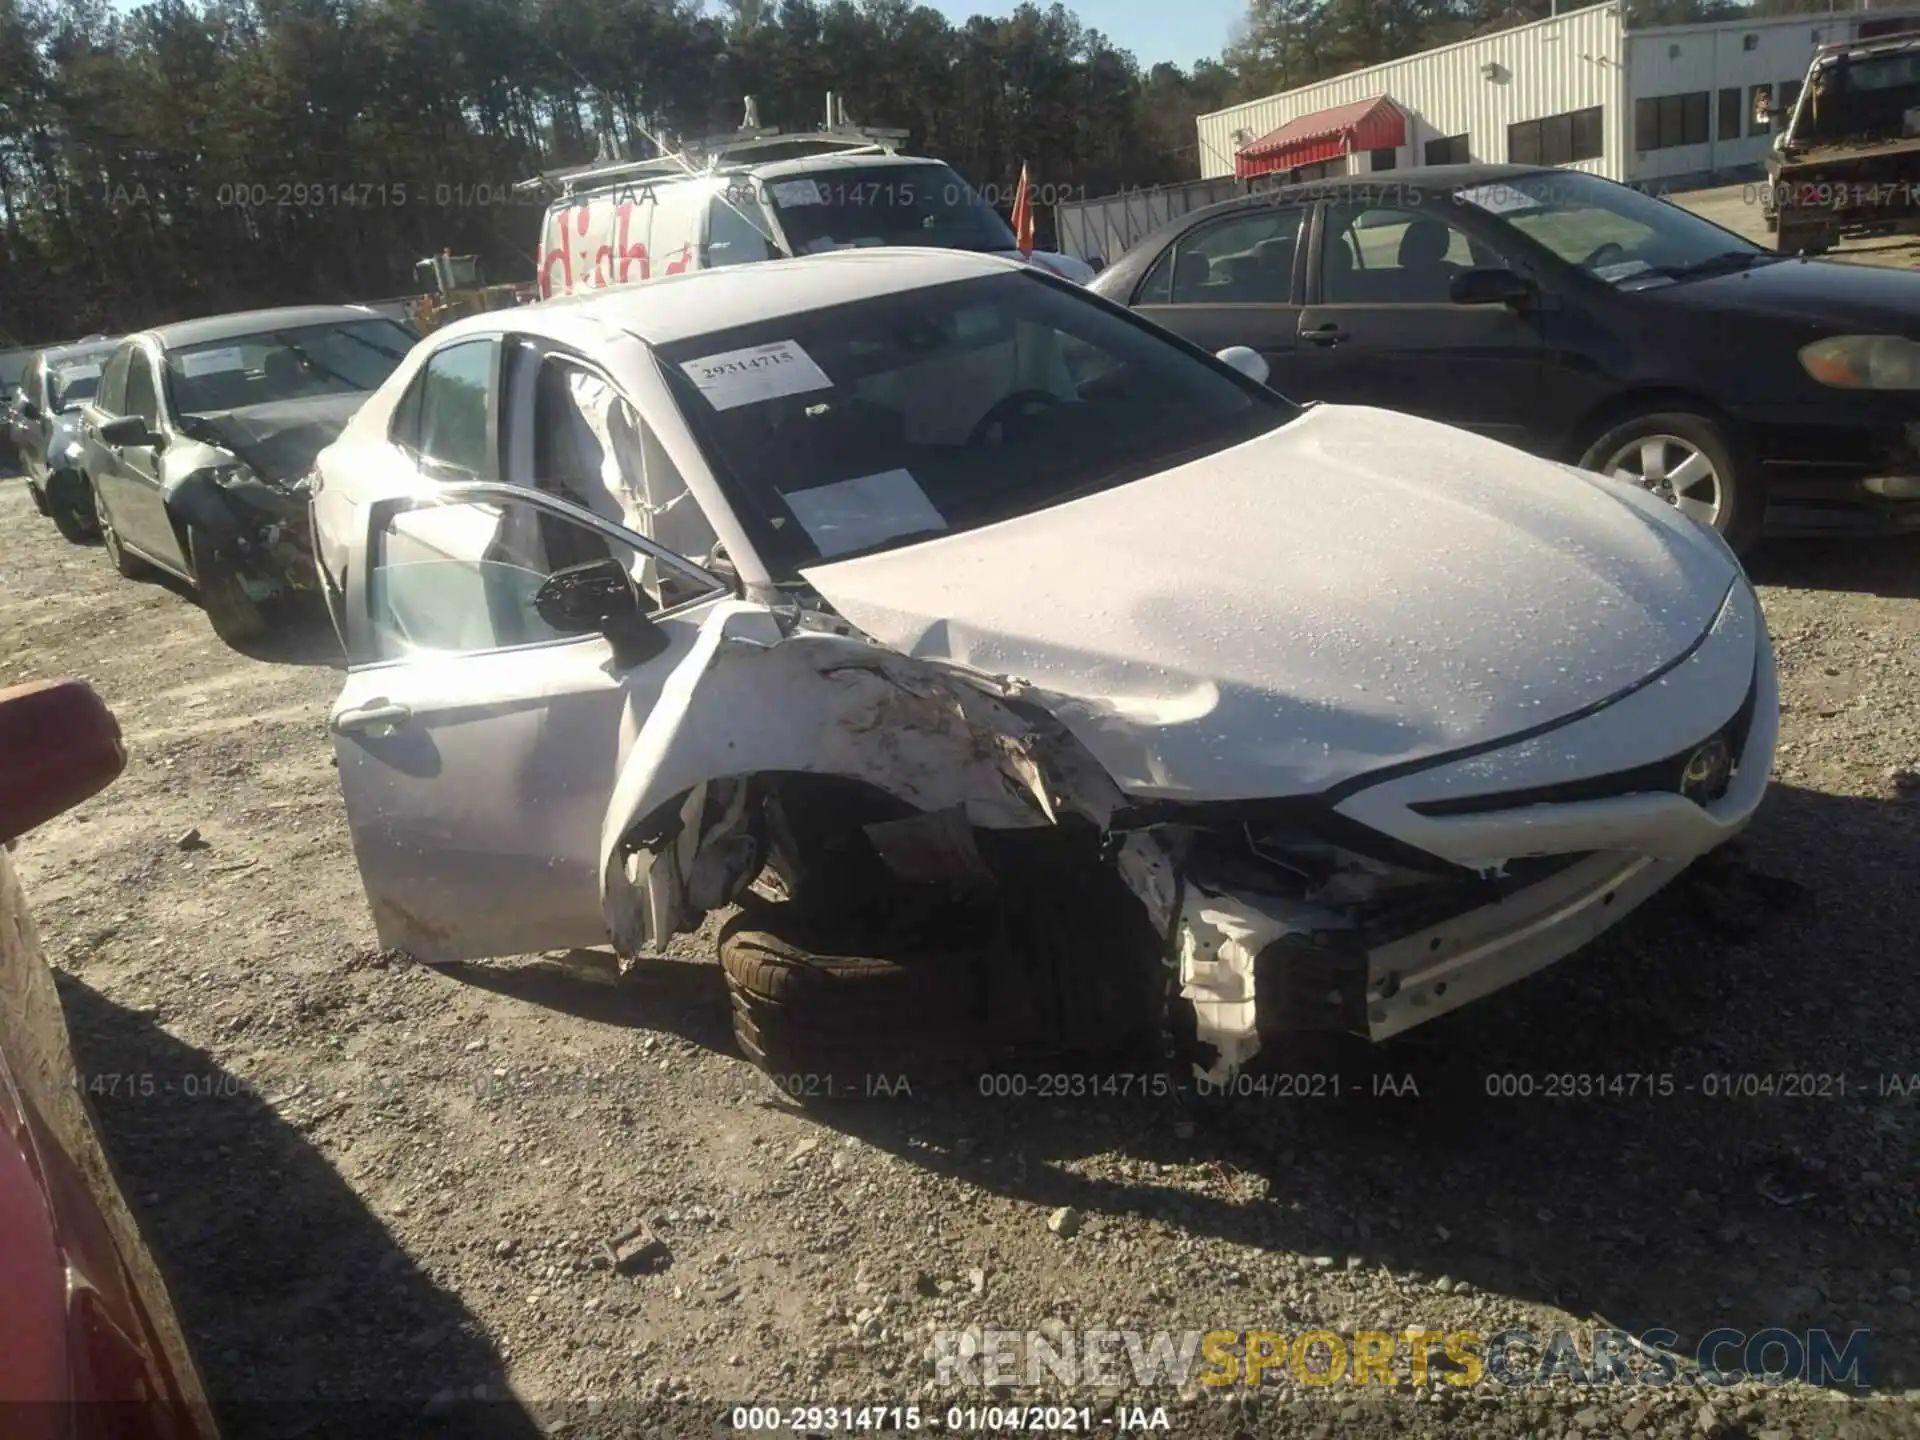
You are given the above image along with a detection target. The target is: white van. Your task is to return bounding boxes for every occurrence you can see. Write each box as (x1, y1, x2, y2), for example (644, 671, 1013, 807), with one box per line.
(532, 140, 1094, 300)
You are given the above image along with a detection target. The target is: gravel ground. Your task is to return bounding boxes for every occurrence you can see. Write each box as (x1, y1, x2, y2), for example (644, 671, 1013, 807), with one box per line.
(3, 477, 1918, 1440)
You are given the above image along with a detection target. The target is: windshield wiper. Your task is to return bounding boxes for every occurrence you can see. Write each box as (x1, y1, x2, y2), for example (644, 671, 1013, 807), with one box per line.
(1649, 250, 1776, 281)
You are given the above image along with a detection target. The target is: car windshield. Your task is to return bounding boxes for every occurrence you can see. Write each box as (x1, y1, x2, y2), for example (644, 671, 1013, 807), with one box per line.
(655, 270, 1297, 577)
(47, 355, 110, 410)
(165, 318, 415, 414)
(764, 163, 1018, 255)
(1457, 170, 1775, 287)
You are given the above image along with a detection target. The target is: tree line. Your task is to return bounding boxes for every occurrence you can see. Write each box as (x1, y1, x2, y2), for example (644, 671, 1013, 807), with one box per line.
(0, 0, 1856, 342)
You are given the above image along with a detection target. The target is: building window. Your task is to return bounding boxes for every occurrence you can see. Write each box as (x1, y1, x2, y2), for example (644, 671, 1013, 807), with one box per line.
(1748, 83, 1773, 135)
(1635, 90, 1709, 150)
(1508, 105, 1603, 166)
(1424, 132, 1470, 165)
(1742, 33, 1758, 51)
(1718, 87, 1743, 140)
(1368, 146, 1397, 171)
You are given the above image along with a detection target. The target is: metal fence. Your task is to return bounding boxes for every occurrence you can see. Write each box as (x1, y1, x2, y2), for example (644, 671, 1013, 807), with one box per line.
(1053, 177, 1253, 264)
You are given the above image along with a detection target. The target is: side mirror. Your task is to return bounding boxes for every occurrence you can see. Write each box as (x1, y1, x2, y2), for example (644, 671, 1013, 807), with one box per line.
(1451, 267, 1533, 306)
(1215, 345, 1270, 386)
(98, 414, 158, 447)
(532, 556, 669, 669)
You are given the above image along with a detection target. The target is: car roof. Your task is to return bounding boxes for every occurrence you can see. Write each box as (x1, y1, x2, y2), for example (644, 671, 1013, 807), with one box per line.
(39, 338, 122, 366)
(566, 151, 956, 202)
(471, 247, 1026, 349)
(1250, 162, 1546, 207)
(143, 304, 393, 350)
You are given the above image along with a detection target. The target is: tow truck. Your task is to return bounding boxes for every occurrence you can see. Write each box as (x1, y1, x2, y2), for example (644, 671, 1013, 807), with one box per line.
(1762, 27, 1920, 256)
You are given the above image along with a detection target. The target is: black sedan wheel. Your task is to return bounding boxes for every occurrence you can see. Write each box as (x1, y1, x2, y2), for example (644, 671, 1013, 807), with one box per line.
(1580, 409, 1761, 554)
(187, 524, 268, 646)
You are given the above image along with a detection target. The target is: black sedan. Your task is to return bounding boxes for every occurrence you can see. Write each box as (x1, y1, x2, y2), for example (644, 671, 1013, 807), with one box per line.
(1088, 163, 1920, 552)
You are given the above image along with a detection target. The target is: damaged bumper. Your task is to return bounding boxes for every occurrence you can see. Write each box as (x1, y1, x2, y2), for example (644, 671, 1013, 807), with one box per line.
(180, 470, 321, 598)
(1132, 581, 1777, 1082)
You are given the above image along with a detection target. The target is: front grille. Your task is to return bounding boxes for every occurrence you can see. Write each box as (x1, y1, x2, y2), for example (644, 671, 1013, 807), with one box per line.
(1410, 662, 1760, 819)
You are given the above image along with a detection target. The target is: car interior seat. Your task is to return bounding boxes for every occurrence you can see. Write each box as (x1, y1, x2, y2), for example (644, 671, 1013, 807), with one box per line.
(1251, 237, 1296, 301)
(1170, 250, 1212, 301)
(262, 348, 307, 397)
(1395, 219, 1462, 302)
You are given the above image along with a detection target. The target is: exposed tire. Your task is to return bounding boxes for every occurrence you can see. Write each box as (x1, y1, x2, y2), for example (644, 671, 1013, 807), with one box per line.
(1577, 407, 1763, 555)
(188, 523, 269, 647)
(92, 477, 152, 579)
(49, 499, 91, 544)
(26, 479, 50, 516)
(718, 901, 993, 1092)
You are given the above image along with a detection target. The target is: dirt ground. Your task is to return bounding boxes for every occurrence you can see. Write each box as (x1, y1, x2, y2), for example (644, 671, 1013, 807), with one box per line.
(1674, 182, 1920, 270)
(4, 475, 1920, 1440)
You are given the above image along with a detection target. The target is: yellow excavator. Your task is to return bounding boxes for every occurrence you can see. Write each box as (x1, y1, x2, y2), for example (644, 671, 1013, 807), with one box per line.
(407, 251, 534, 333)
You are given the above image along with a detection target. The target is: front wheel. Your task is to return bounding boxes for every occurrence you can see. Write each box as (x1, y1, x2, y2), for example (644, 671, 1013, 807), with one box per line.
(1578, 408, 1762, 554)
(187, 524, 269, 646)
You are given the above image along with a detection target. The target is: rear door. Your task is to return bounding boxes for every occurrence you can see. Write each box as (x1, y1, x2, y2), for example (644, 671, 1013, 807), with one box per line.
(1127, 202, 1309, 380)
(329, 481, 730, 962)
(1293, 199, 1546, 446)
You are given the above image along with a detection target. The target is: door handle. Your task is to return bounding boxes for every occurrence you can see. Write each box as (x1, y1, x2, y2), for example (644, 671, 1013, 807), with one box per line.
(1304, 324, 1350, 346)
(333, 701, 412, 735)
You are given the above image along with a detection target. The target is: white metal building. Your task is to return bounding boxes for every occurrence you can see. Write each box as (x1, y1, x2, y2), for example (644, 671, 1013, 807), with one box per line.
(1197, 3, 1920, 190)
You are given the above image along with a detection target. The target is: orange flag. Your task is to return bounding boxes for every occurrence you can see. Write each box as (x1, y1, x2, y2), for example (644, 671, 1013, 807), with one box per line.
(1010, 162, 1035, 255)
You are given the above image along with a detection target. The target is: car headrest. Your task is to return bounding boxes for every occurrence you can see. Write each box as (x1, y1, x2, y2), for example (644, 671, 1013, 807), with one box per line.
(1253, 237, 1295, 271)
(1398, 219, 1454, 268)
(1172, 251, 1211, 295)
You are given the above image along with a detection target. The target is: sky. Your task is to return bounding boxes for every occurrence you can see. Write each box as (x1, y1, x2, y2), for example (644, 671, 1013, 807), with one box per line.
(928, 0, 1244, 70)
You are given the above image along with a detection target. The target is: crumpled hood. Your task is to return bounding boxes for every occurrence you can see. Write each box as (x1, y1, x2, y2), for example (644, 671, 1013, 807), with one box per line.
(801, 405, 1740, 801)
(184, 393, 367, 482)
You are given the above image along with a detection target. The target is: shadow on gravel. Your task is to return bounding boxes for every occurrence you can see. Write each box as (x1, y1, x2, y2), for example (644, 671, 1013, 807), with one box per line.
(441, 948, 737, 1055)
(1746, 533, 1920, 599)
(785, 783, 1919, 1396)
(54, 974, 542, 1440)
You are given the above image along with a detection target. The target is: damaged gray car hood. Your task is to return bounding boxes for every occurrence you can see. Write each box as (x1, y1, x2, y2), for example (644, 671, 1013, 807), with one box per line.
(185, 393, 367, 481)
(801, 404, 1739, 802)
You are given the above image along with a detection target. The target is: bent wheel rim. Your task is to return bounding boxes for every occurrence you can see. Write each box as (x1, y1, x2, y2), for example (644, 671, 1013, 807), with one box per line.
(1603, 433, 1723, 530)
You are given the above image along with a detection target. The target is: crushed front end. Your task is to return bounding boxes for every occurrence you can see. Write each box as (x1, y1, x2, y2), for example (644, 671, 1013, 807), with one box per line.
(1104, 580, 1778, 1086)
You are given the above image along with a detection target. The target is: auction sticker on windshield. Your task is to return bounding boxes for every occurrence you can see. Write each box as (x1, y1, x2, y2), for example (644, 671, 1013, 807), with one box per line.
(1455, 183, 1541, 215)
(785, 468, 946, 559)
(680, 340, 833, 411)
(179, 347, 247, 377)
(55, 362, 102, 379)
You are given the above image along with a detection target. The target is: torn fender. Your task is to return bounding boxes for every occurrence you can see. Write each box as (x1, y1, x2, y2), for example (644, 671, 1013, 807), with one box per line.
(597, 601, 1059, 956)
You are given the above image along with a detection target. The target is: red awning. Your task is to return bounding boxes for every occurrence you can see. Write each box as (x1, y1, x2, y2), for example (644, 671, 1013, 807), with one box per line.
(1235, 96, 1406, 179)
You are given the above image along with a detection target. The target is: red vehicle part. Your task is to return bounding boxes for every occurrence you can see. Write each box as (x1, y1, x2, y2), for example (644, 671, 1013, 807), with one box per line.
(0, 680, 126, 842)
(0, 680, 217, 1439)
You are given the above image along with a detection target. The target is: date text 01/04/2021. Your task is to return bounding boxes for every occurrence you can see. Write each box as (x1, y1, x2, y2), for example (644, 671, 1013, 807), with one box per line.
(728, 1404, 1174, 1432)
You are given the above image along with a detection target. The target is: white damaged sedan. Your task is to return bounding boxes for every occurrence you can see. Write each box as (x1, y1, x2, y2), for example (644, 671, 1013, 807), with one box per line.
(309, 248, 1776, 1085)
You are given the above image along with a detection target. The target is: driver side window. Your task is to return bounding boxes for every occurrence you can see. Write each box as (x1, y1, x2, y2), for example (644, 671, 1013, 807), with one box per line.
(1320, 205, 1507, 304)
(368, 494, 642, 661)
